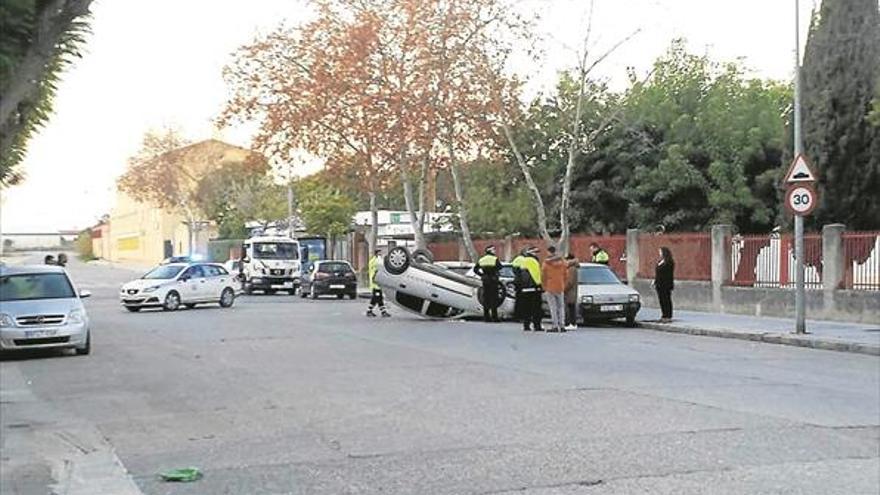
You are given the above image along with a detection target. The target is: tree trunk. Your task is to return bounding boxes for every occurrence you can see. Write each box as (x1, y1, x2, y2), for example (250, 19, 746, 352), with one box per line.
(401, 172, 427, 250)
(327, 233, 334, 259)
(367, 190, 378, 254)
(559, 63, 587, 256)
(416, 156, 429, 233)
(501, 123, 552, 244)
(448, 158, 478, 262)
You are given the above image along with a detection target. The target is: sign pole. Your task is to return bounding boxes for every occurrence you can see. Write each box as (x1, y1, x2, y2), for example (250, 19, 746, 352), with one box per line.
(793, 0, 806, 334)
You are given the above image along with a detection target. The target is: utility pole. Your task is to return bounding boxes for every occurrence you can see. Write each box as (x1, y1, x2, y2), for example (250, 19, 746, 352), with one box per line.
(793, 0, 806, 334)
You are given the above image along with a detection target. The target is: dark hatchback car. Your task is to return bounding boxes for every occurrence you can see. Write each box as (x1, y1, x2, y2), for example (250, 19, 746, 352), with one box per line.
(300, 260, 357, 299)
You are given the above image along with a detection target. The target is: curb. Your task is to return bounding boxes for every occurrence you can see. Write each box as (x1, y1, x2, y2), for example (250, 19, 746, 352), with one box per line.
(638, 322, 880, 356)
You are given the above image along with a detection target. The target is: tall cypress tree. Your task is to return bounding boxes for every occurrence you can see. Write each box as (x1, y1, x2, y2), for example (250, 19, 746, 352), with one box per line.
(801, 0, 880, 229)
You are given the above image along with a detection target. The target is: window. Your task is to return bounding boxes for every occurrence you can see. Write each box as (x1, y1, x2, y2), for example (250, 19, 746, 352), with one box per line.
(577, 266, 621, 285)
(182, 266, 205, 279)
(252, 242, 299, 260)
(143, 265, 185, 280)
(0, 273, 76, 301)
(318, 262, 352, 273)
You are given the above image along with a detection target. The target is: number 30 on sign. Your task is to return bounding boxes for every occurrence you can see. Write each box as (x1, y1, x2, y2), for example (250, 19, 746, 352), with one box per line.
(785, 184, 818, 216)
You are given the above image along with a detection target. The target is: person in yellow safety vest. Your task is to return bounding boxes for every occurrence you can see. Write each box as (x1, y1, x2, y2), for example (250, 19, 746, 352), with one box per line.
(366, 249, 390, 317)
(474, 245, 503, 322)
(590, 242, 610, 265)
(511, 249, 527, 323)
(517, 246, 544, 331)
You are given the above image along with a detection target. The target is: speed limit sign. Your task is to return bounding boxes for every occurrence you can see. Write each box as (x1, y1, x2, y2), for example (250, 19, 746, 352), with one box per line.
(785, 184, 818, 216)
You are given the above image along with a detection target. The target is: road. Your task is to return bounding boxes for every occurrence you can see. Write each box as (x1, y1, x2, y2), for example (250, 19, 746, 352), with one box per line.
(2, 256, 879, 494)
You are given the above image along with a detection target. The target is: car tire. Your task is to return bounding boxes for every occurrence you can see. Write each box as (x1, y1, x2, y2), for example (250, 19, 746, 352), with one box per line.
(412, 248, 434, 264)
(265, 289, 276, 295)
(625, 313, 636, 327)
(336, 294, 344, 299)
(75, 332, 90, 355)
(125, 306, 141, 313)
(220, 288, 235, 308)
(348, 292, 357, 300)
(288, 289, 297, 295)
(163, 291, 181, 311)
(300, 285, 308, 298)
(384, 247, 411, 275)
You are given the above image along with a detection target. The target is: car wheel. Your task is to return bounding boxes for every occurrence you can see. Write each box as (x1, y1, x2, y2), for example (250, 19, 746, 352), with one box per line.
(125, 306, 141, 313)
(75, 332, 90, 355)
(412, 248, 434, 264)
(184, 303, 196, 309)
(348, 292, 357, 300)
(265, 289, 276, 295)
(300, 285, 309, 298)
(625, 313, 636, 327)
(384, 247, 411, 275)
(288, 289, 297, 295)
(220, 288, 235, 308)
(163, 291, 181, 311)
(336, 294, 344, 299)
(310, 285, 318, 299)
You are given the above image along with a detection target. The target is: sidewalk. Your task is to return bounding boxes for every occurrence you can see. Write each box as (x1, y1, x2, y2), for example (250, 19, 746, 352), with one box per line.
(638, 308, 880, 356)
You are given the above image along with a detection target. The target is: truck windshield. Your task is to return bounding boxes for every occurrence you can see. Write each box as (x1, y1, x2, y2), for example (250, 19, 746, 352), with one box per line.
(253, 242, 299, 260)
(578, 266, 621, 285)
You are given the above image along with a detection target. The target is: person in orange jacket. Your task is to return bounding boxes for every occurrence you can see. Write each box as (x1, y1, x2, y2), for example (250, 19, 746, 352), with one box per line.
(541, 245, 568, 333)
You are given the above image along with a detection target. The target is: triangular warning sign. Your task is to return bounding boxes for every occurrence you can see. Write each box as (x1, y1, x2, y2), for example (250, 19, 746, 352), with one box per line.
(783, 154, 817, 184)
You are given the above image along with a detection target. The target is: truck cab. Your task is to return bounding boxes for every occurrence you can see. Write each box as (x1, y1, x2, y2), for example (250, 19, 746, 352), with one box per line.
(240, 236, 302, 295)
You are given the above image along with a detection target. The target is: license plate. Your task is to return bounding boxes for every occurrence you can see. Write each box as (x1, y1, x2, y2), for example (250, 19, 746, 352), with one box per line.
(25, 329, 57, 338)
(600, 304, 624, 312)
(330, 284, 345, 289)
(272, 282, 294, 289)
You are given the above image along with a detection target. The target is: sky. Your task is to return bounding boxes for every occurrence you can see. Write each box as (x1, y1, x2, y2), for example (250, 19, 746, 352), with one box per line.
(0, 0, 817, 233)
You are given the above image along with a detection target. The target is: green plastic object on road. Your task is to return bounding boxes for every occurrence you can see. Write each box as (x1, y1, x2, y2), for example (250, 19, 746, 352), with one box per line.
(159, 467, 202, 482)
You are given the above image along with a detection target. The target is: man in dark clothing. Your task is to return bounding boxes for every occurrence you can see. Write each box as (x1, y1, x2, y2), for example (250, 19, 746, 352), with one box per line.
(474, 245, 503, 322)
(56, 253, 68, 267)
(44, 255, 56, 265)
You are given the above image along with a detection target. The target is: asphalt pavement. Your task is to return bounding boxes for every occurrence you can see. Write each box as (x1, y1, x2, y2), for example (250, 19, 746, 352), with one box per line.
(2, 255, 879, 494)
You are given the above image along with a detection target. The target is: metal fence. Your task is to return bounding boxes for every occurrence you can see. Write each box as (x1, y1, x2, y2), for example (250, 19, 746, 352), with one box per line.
(637, 233, 711, 281)
(730, 233, 822, 289)
(843, 231, 880, 291)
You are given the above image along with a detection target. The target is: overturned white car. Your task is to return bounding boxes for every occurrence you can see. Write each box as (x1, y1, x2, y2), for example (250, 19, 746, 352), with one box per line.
(375, 247, 514, 319)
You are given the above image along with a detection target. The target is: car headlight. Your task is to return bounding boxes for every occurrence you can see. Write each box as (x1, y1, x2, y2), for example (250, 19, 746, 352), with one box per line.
(68, 309, 85, 324)
(142, 286, 160, 293)
(629, 294, 640, 302)
(581, 295, 593, 304)
(0, 313, 15, 328)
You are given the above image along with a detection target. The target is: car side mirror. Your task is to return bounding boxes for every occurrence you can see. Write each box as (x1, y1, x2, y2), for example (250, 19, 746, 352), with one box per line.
(79, 290, 92, 298)
(622, 280, 629, 285)
(179, 275, 190, 283)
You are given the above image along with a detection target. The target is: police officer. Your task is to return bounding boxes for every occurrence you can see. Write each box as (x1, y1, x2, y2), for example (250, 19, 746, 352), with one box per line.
(366, 249, 390, 318)
(511, 248, 527, 323)
(56, 253, 68, 267)
(474, 245, 503, 322)
(44, 254, 56, 265)
(517, 246, 544, 332)
(590, 243, 610, 265)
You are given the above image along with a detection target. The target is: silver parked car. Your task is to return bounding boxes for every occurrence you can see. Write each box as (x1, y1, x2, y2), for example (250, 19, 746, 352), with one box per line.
(0, 264, 91, 355)
(576, 263, 641, 326)
(376, 247, 514, 319)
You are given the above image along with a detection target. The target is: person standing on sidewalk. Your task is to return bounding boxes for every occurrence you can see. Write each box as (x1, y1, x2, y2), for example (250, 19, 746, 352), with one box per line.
(541, 245, 568, 333)
(517, 246, 543, 332)
(564, 253, 579, 330)
(366, 249, 390, 318)
(653, 247, 675, 323)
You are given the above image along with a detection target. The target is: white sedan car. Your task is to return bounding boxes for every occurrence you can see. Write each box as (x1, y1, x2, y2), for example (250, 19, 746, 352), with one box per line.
(120, 263, 236, 312)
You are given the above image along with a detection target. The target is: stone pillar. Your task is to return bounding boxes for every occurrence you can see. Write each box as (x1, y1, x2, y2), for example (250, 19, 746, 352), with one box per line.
(626, 229, 640, 284)
(711, 225, 733, 311)
(822, 224, 845, 314)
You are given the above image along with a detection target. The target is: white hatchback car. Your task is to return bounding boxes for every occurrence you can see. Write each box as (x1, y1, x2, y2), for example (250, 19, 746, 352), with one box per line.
(120, 263, 236, 312)
(0, 264, 91, 355)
